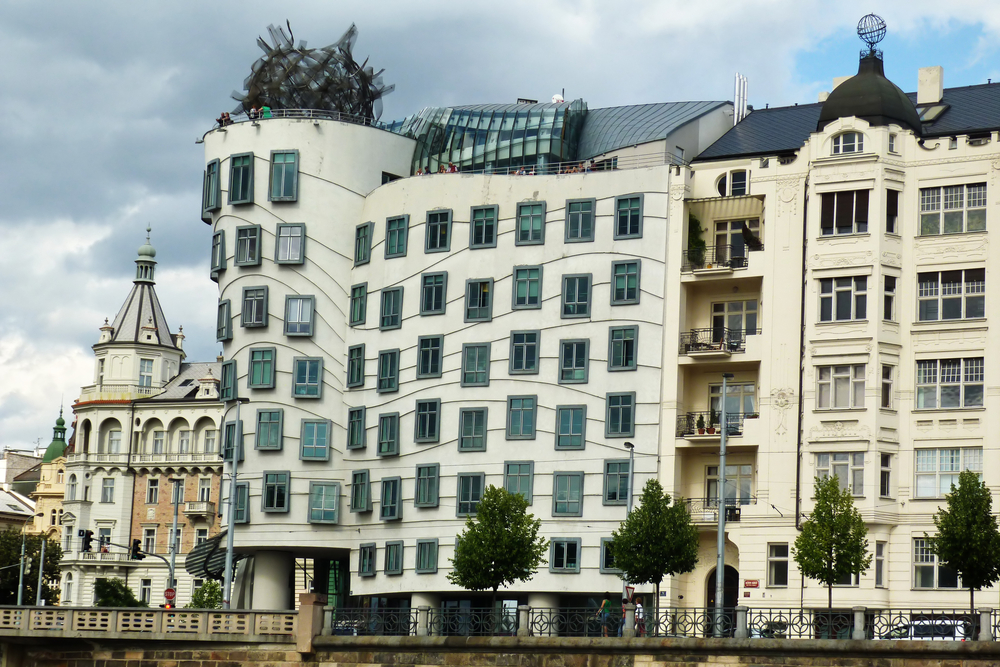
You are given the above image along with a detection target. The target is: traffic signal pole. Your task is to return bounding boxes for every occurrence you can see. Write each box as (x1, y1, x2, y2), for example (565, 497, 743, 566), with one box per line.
(168, 479, 182, 606)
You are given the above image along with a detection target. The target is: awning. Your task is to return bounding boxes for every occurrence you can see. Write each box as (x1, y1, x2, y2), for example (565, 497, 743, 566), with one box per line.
(688, 195, 764, 224)
(185, 530, 245, 581)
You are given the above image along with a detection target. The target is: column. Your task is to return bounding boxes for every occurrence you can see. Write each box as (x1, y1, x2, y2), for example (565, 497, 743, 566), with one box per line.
(411, 592, 440, 636)
(252, 551, 294, 610)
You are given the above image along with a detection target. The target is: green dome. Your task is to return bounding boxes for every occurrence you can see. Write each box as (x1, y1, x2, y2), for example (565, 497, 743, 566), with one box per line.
(42, 409, 68, 463)
(817, 54, 921, 134)
(137, 225, 157, 258)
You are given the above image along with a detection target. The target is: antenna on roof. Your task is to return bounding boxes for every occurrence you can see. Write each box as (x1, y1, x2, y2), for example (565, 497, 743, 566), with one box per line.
(733, 73, 749, 126)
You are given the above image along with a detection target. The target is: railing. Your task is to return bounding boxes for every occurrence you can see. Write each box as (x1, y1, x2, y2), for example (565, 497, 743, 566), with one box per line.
(676, 411, 755, 437)
(529, 607, 607, 637)
(682, 244, 758, 272)
(132, 452, 221, 464)
(429, 607, 518, 636)
(685, 497, 757, 523)
(867, 609, 980, 641)
(67, 453, 129, 464)
(654, 607, 736, 638)
(78, 383, 161, 399)
(80, 552, 134, 562)
(184, 501, 216, 515)
(679, 327, 751, 354)
(326, 607, 417, 636)
(220, 108, 391, 130)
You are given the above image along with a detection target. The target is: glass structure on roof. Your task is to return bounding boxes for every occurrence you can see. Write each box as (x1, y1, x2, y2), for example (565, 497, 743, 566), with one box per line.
(386, 99, 588, 174)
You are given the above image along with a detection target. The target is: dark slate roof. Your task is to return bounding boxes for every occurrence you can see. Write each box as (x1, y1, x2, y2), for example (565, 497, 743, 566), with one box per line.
(914, 83, 1000, 136)
(106, 282, 180, 351)
(578, 101, 729, 160)
(141, 362, 221, 402)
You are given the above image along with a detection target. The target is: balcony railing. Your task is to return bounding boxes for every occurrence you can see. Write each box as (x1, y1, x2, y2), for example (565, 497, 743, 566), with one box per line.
(682, 244, 760, 272)
(679, 328, 755, 355)
(184, 501, 216, 516)
(131, 452, 220, 464)
(67, 453, 129, 464)
(676, 411, 756, 437)
(78, 383, 161, 400)
(685, 497, 757, 523)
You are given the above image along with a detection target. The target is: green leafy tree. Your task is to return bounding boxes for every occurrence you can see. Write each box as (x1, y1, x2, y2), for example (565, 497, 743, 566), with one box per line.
(793, 475, 871, 610)
(926, 469, 1000, 611)
(448, 485, 548, 608)
(95, 578, 147, 607)
(0, 529, 63, 605)
(186, 580, 223, 609)
(610, 479, 699, 631)
(687, 214, 706, 267)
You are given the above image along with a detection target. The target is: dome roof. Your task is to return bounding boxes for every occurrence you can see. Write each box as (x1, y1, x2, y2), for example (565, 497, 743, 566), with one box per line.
(42, 409, 68, 463)
(817, 54, 921, 134)
(137, 241, 156, 258)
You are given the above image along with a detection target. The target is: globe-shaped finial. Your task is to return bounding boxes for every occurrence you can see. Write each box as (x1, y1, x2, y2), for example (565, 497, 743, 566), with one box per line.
(858, 14, 886, 54)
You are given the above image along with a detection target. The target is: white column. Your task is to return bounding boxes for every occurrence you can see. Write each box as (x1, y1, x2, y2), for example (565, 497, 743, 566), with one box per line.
(251, 551, 294, 610)
(527, 592, 559, 609)
(410, 591, 440, 608)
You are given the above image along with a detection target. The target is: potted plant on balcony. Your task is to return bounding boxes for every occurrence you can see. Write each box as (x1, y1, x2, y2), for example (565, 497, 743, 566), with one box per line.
(688, 214, 707, 269)
(696, 414, 706, 435)
(707, 407, 718, 434)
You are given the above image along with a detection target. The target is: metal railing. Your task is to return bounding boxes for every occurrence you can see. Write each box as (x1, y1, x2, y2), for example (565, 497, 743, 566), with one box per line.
(220, 108, 391, 130)
(679, 327, 752, 354)
(748, 608, 854, 639)
(529, 607, 606, 637)
(429, 607, 518, 636)
(326, 607, 417, 636)
(653, 607, 736, 638)
(685, 497, 757, 523)
(676, 411, 755, 437)
(682, 244, 756, 272)
(867, 609, 980, 641)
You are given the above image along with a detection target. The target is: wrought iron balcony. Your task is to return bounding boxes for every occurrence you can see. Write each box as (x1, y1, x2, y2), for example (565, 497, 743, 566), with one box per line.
(682, 244, 761, 272)
(675, 411, 756, 437)
(685, 496, 757, 523)
(679, 327, 750, 355)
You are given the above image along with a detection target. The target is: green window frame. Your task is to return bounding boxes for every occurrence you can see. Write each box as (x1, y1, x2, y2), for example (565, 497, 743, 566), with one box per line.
(219, 360, 237, 401)
(380, 477, 402, 521)
(284, 296, 314, 336)
(565, 199, 595, 242)
(550, 538, 582, 573)
(255, 409, 283, 451)
(459, 408, 488, 452)
(561, 274, 592, 318)
(611, 260, 641, 305)
(506, 395, 537, 440)
(358, 543, 375, 576)
(262, 471, 290, 513)
(553, 472, 584, 516)
(420, 272, 447, 315)
(347, 407, 366, 450)
(211, 231, 226, 275)
(269, 150, 298, 202)
(349, 283, 367, 327)
(457, 472, 485, 516)
(385, 215, 409, 258)
(415, 464, 440, 508)
(202, 159, 221, 217)
(275, 223, 305, 264)
(217, 299, 232, 341)
(461, 343, 490, 387)
(516, 202, 546, 245)
(415, 539, 439, 574)
(555, 405, 586, 450)
(222, 420, 244, 463)
(355, 222, 374, 266)
(248, 347, 275, 388)
(559, 339, 589, 384)
(504, 461, 534, 503)
(470, 205, 498, 249)
(229, 153, 254, 205)
(614, 195, 643, 239)
(425, 209, 452, 253)
(292, 357, 323, 398)
(347, 344, 365, 389)
(417, 335, 443, 379)
(512, 266, 542, 309)
(608, 326, 638, 371)
(241, 286, 268, 327)
(300, 420, 330, 461)
(377, 413, 399, 457)
(510, 331, 539, 374)
(350, 470, 372, 513)
(380, 287, 403, 330)
(233, 482, 249, 523)
(414, 399, 441, 443)
(377, 349, 399, 394)
(603, 459, 630, 505)
(465, 278, 493, 322)
(308, 481, 339, 524)
(384, 541, 403, 575)
(606, 392, 636, 437)
(235, 225, 261, 266)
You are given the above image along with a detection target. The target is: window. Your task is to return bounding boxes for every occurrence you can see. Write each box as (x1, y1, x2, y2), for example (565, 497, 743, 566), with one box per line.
(415, 464, 440, 508)
(919, 183, 986, 235)
(233, 482, 249, 523)
(706, 464, 753, 505)
(241, 286, 268, 327)
(152, 431, 165, 455)
(561, 274, 592, 318)
(211, 231, 226, 274)
(377, 287, 405, 330)
(377, 350, 399, 393)
(832, 132, 864, 154)
(359, 543, 375, 576)
(377, 413, 400, 456)
(816, 452, 864, 496)
(198, 478, 211, 502)
(611, 260, 640, 305)
(146, 478, 159, 504)
(385, 215, 409, 258)
(914, 447, 982, 498)
(767, 544, 789, 587)
(717, 170, 748, 197)
(414, 400, 441, 443)
(235, 225, 261, 266)
(510, 331, 539, 374)
(420, 273, 447, 315)
(883, 276, 896, 321)
(875, 541, 886, 587)
(550, 538, 582, 573)
(566, 199, 595, 242)
(217, 300, 232, 341)
(204, 429, 217, 454)
(275, 223, 304, 264)
(603, 460, 629, 505)
(556, 406, 586, 450)
(608, 326, 638, 371)
(465, 279, 493, 322)
(347, 345, 365, 389)
(203, 159, 221, 215)
(350, 470, 371, 512)
(512, 266, 542, 309)
(100, 478, 115, 503)
(347, 407, 366, 450)
(516, 202, 545, 245)
(457, 407, 488, 452)
(300, 420, 330, 460)
(416, 336, 443, 379)
(917, 269, 985, 321)
(143, 528, 156, 554)
(506, 396, 536, 439)
(140, 579, 152, 605)
(916, 358, 984, 409)
(380, 477, 402, 520)
(600, 538, 620, 574)
(470, 206, 497, 248)
(255, 409, 283, 450)
(820, 190, 869, 235)
(222, 420, 244, 462)
(269, 150, 298, 202)
(178, 430, 191, 454)
(886, 189, 899, 234)
(553, 472, 584, 516)
(196, 528, 208, 545)
(888, 134, 897, 153)
(67, 475, 77, 501)
(308, 482, 339, 524)
(425, 210, 452, 252)
(284, 296, 314, 336)
(880, 454, 892, 498)
(349, 284, 367, 327)
(504, 461, 534, 503)
(457, 473, 484, 515)
(262, 471, 289, 512)
(292, 357, 323, 398)
(606, 392, 636, 437)
(415, 539, 438, 574)
(248, 348, 275, 388)
(384, 541, 403, 575)
(461, 343, 490, 387)
(819, 277, 866, 321)
(914, 537, 960, 588)
(219, 360, 236, 401)
(559, 339, 589, 384)
(614, 195, 643, 239)
(881, 365, 893, 409)
(139, 359, 153, 388)
(354, 222, 373, 266)
(816, 365, 865, 409)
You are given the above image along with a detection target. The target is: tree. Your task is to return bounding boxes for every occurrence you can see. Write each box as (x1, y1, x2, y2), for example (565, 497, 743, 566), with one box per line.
(95, 578, 147, 607)
(927, 469, 1000, 611)
(187, 580, 223, 609)
(0, 528, 63, 605)
(448, 485, 548, 608)
(610, 479, 699, 632)
(793, 475, 871, 611)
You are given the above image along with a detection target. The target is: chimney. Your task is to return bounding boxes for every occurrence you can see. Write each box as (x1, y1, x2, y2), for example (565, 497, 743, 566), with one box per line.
(832, 76, 852, 91)
(918, 66, 943, 105)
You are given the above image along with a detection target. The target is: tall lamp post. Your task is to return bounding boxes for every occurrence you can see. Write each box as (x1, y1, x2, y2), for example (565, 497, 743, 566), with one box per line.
(222, 396, 249, 610)
(622, 441, 635, 602)
(168, 478, 184, 605)
(714, 373, 734, 637)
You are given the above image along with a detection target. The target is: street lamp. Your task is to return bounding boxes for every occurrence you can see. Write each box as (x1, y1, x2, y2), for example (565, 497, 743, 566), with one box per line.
(168, 477, 184, 605)
(714, 373, 734, 636)
(622, 441, 635, 603)
(222, 396, 249, 610)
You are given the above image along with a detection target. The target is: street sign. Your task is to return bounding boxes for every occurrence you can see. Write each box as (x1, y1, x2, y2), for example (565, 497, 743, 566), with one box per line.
(625, 585, 635, 601)
(164, 588, 176, 601)
(744, 579, 759, 588)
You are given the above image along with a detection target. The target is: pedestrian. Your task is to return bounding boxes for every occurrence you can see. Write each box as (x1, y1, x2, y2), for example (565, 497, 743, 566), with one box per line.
(595, 593, 612, 637)
(618, 596, 628, 636)
(635, 596, 645, 637)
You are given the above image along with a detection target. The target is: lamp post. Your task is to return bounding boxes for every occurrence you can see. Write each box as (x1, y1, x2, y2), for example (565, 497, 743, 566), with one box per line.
(714, 373, 734, 637)
(222, 396, 249, 610)
(622, 441, 636, 603)
(168, 477, 183, 604)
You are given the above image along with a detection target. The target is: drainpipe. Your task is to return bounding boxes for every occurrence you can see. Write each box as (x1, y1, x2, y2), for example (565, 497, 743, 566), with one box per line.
(795, 177, 809, 530)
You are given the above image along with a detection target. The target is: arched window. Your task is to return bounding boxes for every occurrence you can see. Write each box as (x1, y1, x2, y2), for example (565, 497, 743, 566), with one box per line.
(63, 573, 74, 604)
(832, 132, 864, 155)
(67, 474, 77, 501)
(717, 170, 748, 197)
(50, 509, 57, 526)
(57, 470, 64, 484)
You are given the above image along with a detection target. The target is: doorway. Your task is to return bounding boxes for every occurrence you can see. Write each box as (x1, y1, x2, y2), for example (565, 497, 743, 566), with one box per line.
(705, 565, 739, 609)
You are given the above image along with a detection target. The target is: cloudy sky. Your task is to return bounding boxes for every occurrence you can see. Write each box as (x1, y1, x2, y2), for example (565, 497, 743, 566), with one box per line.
(2, 0, 999, 451)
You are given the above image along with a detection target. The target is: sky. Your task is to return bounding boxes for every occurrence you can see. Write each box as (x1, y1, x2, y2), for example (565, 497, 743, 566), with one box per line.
(2, 0, 1000, 452)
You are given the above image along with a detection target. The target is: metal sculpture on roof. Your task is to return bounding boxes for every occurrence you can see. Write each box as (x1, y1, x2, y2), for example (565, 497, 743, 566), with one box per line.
(231, 22, 394, 120)
(857, 13, 886, 58)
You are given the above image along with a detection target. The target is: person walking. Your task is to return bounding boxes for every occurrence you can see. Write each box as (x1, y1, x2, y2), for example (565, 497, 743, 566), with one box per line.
(595, 593, 612, 637)
(634, 596, 645, 637)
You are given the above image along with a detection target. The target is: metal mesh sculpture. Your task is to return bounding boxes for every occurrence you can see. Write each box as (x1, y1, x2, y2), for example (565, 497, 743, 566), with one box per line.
(231, 22, 394, 120)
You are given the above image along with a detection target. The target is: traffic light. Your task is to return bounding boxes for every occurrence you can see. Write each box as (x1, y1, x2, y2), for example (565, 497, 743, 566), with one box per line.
(82, 530, 94, 552)
(159, 603, 173, 609)
(130, 539, 145, 560)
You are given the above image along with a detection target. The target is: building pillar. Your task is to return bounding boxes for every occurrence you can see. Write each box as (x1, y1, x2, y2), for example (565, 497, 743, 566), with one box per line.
(851, 606, 866, 641)
(978, 609, 993, 641)
(251, 551, 294, 610)
(410, 592, 439, 636)
(623, 603, 636, 638)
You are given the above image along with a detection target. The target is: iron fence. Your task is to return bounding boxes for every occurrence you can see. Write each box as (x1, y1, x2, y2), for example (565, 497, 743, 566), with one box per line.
(428, 607, 518, 636)
(747, 608, 854, 639)
(684, 497, 757, 524)
(675, 411, 754, 437)
(651, 607, 735, 637)
(529, 607, 608, 637)
(682, 244, 752, 272)
(678, 327, 748, 354)
(867, 609, 979, 641)
(326, 607, 417, 636)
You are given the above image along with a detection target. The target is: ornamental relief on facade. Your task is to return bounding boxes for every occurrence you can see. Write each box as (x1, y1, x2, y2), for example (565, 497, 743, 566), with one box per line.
(807, 249, 873, 268)
(806, 420, 872, 442)
(880, 251, 902, 267)
(768, 387, 795, 436)
(910, 328, 987, 350)
(914, 234, 987, 262)
(670, 184, 688, 201)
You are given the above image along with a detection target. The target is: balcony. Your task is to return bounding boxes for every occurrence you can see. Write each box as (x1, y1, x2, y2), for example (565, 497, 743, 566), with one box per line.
(679, 327, 749, 357)
(67, 453, 129, 464)
(77, 383, 162, 402)
(682, 244, 759, 273)
(676, 411, 756, 439)
(131, 452, 221, 465)
(184, 501, 216, 517)
(79, 552, 133, 563)
(685, 497, 757, 524)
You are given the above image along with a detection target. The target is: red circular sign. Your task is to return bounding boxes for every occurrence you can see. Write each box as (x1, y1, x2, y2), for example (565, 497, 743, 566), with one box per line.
(164, 588, 176, 601)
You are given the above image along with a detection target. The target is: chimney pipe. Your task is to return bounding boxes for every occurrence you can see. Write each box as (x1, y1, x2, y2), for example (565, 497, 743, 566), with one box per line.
(918, 66, 944, 105)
